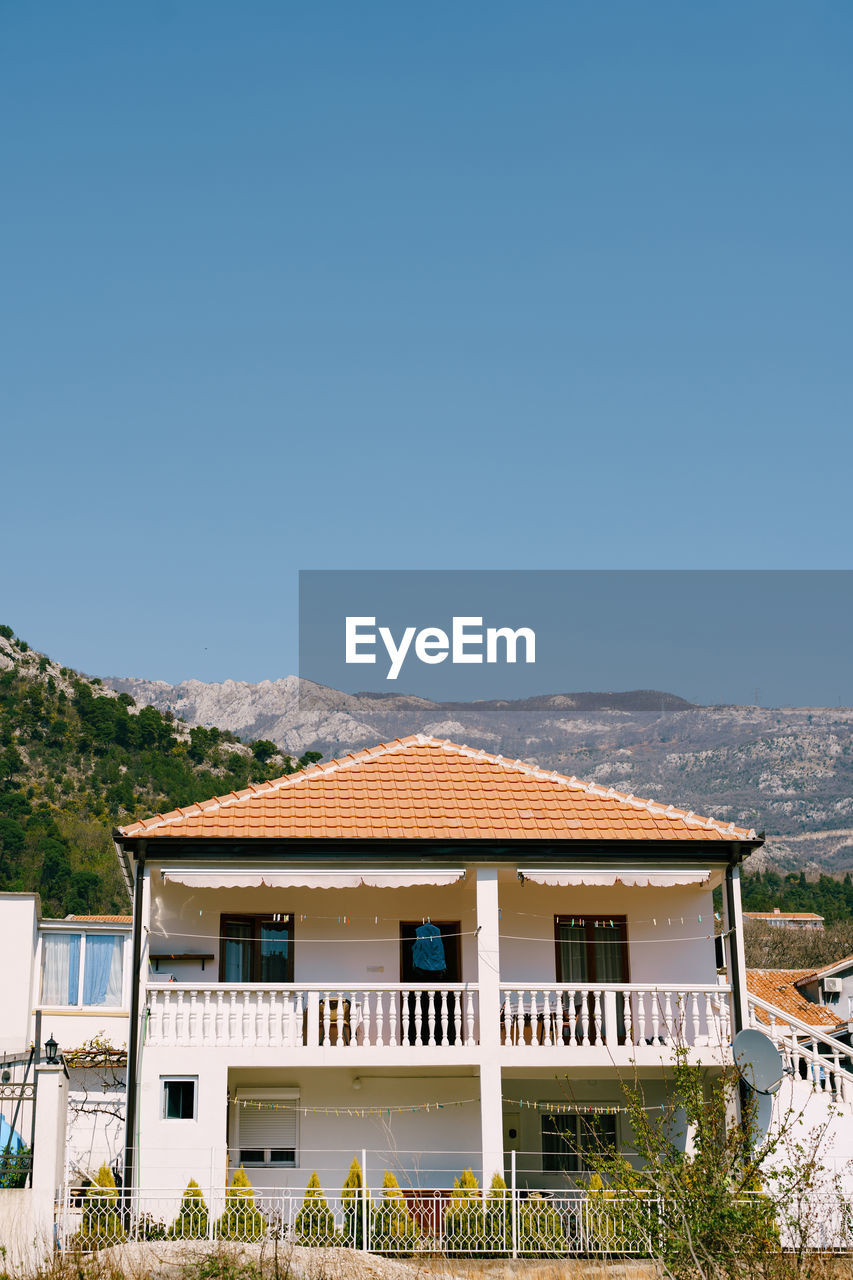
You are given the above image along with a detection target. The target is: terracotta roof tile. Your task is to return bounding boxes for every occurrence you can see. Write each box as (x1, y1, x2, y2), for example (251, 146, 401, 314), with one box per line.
(746, 969, 842, 1030)
(118, 735, 759, 844)
(64, 914, 133, 924)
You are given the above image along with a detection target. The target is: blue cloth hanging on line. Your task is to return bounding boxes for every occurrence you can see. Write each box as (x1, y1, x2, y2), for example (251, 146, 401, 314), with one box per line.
(412, 923, 446, 971)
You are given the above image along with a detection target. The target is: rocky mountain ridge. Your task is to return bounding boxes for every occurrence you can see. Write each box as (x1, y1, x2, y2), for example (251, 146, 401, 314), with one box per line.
(105, 673, 853, 874)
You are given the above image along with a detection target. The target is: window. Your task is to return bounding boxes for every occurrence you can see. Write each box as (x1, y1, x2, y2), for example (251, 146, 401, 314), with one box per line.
(554, 916, 628, 984)
(162, 1077, 197, 1120)
(220, 916, 294, 982)
(234, 1090, 299, 1166)
(41, 933, 124, 1007)
(541, 1112, 617, 1173)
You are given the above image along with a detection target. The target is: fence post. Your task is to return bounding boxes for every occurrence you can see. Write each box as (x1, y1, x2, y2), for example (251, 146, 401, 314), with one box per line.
(361, 1148, 369, 1252)
(510, 1148, 518, 1258)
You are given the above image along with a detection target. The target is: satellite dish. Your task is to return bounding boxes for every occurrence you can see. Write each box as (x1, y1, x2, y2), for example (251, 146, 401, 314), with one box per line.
(661, 1105, 689, 1153)
(733, 1028, 784, 1095)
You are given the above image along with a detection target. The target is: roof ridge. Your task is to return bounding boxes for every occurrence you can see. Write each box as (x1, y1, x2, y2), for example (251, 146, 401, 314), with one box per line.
(118, 734, 757, 840)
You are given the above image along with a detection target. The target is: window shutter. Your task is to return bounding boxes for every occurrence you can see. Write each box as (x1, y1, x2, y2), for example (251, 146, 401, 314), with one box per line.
(238, 1105, 298, 1149)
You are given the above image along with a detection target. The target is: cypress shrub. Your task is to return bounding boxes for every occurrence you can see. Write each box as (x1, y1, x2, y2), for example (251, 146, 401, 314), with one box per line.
(168, 1178, 209, 1239)
(370, 1171, 421, 1254)
(341, 1156, 370, 1248)
(294, 1171, 342, 1247)
(443, 1168, 486, 1254)
(215, 1166, 267, 1242)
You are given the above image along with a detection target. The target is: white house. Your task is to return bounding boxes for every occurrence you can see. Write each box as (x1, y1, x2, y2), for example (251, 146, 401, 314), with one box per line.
(0, 893, 131, 1180)
(113, 735, 759, 1216)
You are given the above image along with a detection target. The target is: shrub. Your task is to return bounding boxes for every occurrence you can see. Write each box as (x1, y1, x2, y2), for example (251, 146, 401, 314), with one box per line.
(76, 1165, 125, 1248)
(484, 1173, 511, 1253)
(341, 1155, 369, 1248)
(169, 1178, 210, 1239)
(294, 1171, 342, 1247)
(370, 1171, 421, 1254)
(215, 1166, 267, 1242)
(443, 1168, 485, 1254)
(517, 1192, 566, 1257)
(0, 1143, 31, 1189)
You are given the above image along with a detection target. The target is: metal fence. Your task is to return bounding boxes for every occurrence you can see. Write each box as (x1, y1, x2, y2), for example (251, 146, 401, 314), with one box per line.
(57, 1183, 664, 1256)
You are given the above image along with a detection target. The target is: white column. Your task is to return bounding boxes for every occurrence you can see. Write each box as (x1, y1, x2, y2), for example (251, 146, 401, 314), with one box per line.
(723, 864, 749, 1033)
(476, 867, 503, 1186)
(30, 1061, 69, 1247)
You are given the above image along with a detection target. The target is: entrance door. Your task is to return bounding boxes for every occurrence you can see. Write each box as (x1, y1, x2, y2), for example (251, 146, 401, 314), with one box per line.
(400, 922, 461, 1044)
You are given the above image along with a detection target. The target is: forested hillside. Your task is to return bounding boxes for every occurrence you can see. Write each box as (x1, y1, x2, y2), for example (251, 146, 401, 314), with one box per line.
(0, 628, 320, 917)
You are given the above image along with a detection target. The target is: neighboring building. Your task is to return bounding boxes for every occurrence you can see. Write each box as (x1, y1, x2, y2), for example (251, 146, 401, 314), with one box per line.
(744, 909, 825, 931)
(746, 969, 842, 1033)
(0, 893, 131, 1179)
(113, 734, 761, 1209)
(796, 954, 853, 1025)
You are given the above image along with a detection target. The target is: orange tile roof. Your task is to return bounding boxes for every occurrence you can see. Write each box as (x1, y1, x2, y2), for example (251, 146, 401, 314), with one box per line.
(808, 953, 853, 980)
(746, 969, 842, 1030)
(118, 735, 758, 844)
(745, 912, 824, 921)
(64, 914, 133, 924)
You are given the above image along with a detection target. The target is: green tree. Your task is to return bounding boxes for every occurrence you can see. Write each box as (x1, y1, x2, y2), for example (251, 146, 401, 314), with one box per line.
(443, 1168, 485, 1254)
(168, 1179, 209, 1239)
(76, 1165, 125, 1248)
(215, 1166, 266, 1241)
(341, 1155, 369, 1248)
(294, 1171, 342, 1246)
(370, 1171, 420, 1254)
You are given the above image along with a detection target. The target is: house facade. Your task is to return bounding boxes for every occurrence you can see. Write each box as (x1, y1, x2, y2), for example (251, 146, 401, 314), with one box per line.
(0, 893, 131, 1179)
(113, 735, 758, 1211)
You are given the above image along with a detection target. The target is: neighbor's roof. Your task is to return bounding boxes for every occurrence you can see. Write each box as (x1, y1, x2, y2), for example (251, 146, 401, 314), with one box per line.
(63, 914, 133, 924)
(117, 735, 758, 844)
(744, 912, 824, 921)
(746, 969, 842, 1030)
(802, 953, 853, 982)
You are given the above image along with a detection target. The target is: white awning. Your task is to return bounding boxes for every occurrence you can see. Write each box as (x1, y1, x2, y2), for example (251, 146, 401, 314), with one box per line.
(519, 869, 712, 887)
(161, 869, 466, 890)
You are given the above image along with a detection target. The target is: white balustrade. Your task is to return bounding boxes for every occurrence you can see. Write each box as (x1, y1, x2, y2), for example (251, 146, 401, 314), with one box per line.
(146, 983, 479, 1050)
(498, 983, 732, 1050)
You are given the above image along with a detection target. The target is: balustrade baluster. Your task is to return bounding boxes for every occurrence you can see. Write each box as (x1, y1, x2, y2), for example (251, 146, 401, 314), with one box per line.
(427, 988, 436, 1046)
(528, 991, 538, 1049)
(270, 991, 279, 1047)
(690, 993, 700, 1046)
(294, 992, 303, 1047)
(203, 990, 212, 1045)
(375, 990, 384, 1047)
(414, 990, 423, 1047)
(465, 990, 475, 1045)
(322, 992, 331, 1046)
(215, 990, 224, 1046)
(359, 990, 370, 1046)
(229, 990, 237, 1045)
(623, 990, 633, 1046)
(175, 989, 185, 1043)
(580, 990, 590, 1046)
(388, 990, 398, 1047)
(592, 990, 602, 1044)
(440, 989, 449, 1047)
(189, 990, 199, 1043)
(401, 990, 411, 1044)
(663, 991, 674, 1045)
(651, 991, 661, 1043)
(542, 991, 553, 1046)
(454, 991, 463, 1044)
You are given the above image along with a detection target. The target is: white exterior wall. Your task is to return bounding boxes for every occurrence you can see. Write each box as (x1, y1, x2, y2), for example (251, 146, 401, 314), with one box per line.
(0, 893, 39, 1053)
(151, 876, 479, 984)
(500, 874, 717, 985)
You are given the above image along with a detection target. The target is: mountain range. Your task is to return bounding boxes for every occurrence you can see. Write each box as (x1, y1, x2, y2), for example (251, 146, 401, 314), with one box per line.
(104, 674, 853, 875)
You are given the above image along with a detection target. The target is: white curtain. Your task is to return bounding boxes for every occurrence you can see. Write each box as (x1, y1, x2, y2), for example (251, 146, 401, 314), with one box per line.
(41, 934, 81, 1005)
(82, 935, 123, 1006)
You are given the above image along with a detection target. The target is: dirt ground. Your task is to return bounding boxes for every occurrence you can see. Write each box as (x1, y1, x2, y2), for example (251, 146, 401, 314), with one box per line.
(87, 1243, 662, 1280)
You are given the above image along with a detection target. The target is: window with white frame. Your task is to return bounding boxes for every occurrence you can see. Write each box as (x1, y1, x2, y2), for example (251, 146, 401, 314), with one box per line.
(234, 1089, 299, 1167)
(40, 933, 125, 1007)
(162, 1077, 198, 1120)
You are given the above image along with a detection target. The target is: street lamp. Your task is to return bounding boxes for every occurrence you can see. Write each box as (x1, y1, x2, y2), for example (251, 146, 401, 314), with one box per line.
(44, 1034, 59, 1065)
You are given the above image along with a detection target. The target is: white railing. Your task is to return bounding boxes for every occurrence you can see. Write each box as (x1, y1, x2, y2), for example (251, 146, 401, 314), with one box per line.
(146, 983, 479, 1049)
(499, 984, 732, 1050)
(748, 993, 853, 1102)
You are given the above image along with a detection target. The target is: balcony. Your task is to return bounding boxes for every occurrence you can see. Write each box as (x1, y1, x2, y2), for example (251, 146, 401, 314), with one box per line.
(145, 981, 732, 1062)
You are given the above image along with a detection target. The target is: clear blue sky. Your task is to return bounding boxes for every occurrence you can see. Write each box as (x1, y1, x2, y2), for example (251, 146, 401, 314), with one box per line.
(2, 3, 851, 687)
